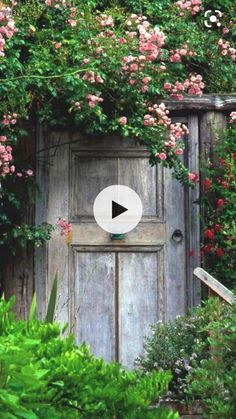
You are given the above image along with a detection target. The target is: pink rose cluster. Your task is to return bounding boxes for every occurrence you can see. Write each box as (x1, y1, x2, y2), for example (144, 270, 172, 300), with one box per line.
(82, 71, 104, 84)
(86, 94, 104, 108)
(169, 43, 197, 63)
(218, 39, 236, 60)
(164, 74, 205, 101)
(45, 0, 77, 26)
(71, 100, 81, 111)
(57, 218, 72, 236)
(175, 0, 202, 16)
(2, 112, 17, 125)
(16, 169, 34, 178)
(122, 55, 152, 92)
(97, 14, 114, 28)
(229, 111, 236, 123)
(138, 22, 166, 62)
(0, 6, 17, 57)
(45, 0, 66, 8)
(67, 6, 77, 27)
(170, 122, 189, 139)
(0, 135, 15, 177)
(144, 103, 171, 127)
(98, 30, 116, 40)
(156, 123, 189, 160)
(125, 15, 165, 62)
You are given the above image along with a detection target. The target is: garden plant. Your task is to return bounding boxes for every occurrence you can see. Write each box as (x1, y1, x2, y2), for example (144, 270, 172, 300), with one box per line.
(0, 297, 179, 418)
(0, 0, 235, 263)
(137, 298, 236, 418)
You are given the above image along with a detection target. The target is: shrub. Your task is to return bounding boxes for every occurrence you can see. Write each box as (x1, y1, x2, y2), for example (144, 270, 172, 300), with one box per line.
(136, 304, 210, 400)
(186, 301, 236, 418)
(137, 299, 235, 403)
(201, 116, 236, 289)
(0, 297, 178, 418)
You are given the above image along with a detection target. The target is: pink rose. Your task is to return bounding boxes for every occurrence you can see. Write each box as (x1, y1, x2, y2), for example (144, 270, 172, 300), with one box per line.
(164, 82, 171, 90)
(158, 152, 167, 160)
(175, 148, 183, 155)
(119, 117, 127, 125)
(26, 169, 34, 176)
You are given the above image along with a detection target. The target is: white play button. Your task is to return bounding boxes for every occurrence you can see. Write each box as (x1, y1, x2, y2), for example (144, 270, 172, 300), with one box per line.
(93, 185, 143, 234)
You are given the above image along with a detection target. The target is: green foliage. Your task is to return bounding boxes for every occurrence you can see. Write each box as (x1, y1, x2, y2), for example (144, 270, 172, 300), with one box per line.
(45, 272, 58, 323)
(201, 122, 236, 288)
(0, 297, 179, 418)
(186, 301, 236, 418)
(137, 298, 235, 404)
(0, 0, 236, 257)
(137, 303, 210, 400)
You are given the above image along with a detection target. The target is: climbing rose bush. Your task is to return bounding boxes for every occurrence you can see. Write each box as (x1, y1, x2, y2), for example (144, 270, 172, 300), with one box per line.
(201, 112, 236, 289)
(0, 0, 235, 255)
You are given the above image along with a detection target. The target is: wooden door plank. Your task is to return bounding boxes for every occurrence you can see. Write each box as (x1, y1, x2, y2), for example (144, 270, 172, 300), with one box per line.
(74, 251, 116, 361)
(71, 222, 166, 245)
(118, 251, 160, 368)
(164, 168, 186, 320)
(186, 116, 201, 306)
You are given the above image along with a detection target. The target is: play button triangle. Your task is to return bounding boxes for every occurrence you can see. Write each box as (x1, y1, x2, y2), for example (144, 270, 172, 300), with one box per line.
(112, 200, 128, 219)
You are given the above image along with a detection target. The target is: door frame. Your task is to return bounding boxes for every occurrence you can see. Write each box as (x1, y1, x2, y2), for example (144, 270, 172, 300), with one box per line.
(35, 114, 201, 326)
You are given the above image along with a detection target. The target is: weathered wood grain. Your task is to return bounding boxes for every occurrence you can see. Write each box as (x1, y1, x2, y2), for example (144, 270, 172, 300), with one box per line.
(74, 251, 116, 361)
(158, 95, 236, 111)
(118, 251, 160, 367)
(194, 268, 235, 305)
(71, 222, 166, 245)
(186, 116, 201, 307)
(164, 123, 186, 320)
(35, 130, 70, 324)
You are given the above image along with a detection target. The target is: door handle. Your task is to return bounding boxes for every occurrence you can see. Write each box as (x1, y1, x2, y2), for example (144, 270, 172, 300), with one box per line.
(172, 229, 184, 243)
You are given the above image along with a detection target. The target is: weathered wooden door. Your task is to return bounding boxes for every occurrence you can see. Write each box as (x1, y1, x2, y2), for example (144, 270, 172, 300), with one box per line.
(36, 116, 200, 367)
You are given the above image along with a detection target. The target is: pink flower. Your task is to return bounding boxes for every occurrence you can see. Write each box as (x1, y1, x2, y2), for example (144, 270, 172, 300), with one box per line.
(119, 117, 127, 125)
(54, 42, 62, 49)
(175, 148, 183, 155)
(164, 82, 171, 91)
(26, 169, 33, 176)
(57, 218, 72, 236)
(223, 28, 230, 35)
(119, 37, 127, 44)
(68, 19, 77, 27)
(188, 172, 198, 182)
(10, 165, 15, 173)
(142, 77, 151, 84)
(156, 152, 167, 160)
(130, 63, 138, 71)
(82, 58, 90, 65)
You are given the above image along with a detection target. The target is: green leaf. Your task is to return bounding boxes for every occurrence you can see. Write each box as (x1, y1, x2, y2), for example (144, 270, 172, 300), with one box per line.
(28, 292, 38, 322)
(45, 273, 58, 323)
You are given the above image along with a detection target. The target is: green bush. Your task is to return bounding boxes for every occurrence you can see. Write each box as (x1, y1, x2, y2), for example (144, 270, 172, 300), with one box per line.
(186, 301, 236, 418)
(0, 297, 178, 419)
(137, 299, 235, 404)
(136, 304, 211, 400)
